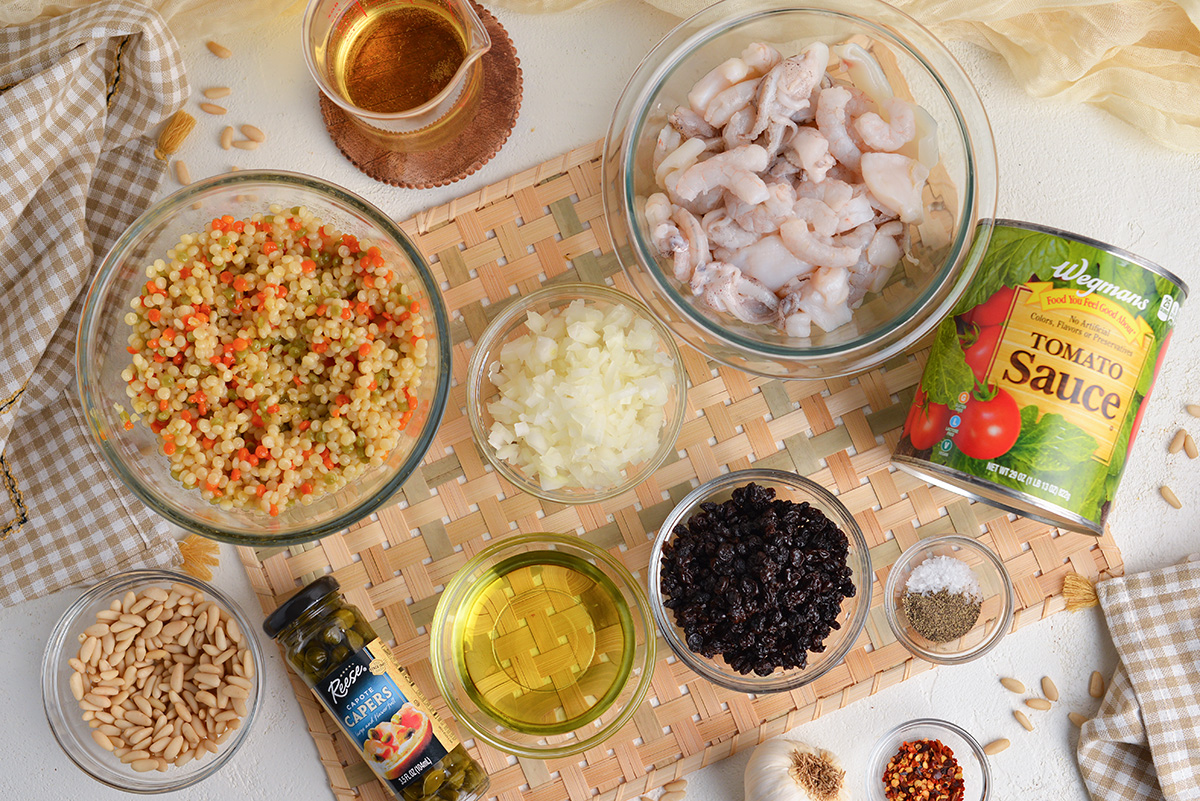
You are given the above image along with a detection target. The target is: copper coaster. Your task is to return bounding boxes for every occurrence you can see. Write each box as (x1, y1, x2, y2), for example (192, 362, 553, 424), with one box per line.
(320, 3, 522, 189)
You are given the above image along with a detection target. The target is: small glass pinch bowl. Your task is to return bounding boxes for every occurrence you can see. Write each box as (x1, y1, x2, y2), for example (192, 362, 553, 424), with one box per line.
(648, 468, 871, 693)
(42, 570, 264, 793)
(884, 534, 1014, 665)
(465, 282, 687, 504)
(867, 718, 991, 801)
(430, 533, 656, 759)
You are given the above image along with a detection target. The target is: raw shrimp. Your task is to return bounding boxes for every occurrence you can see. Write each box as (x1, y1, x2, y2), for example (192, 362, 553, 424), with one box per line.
(816, 85, 862, 171)
(674, 145, 769, 205)
(723, 107, 755, 150)
(786, 127, 835, 183)
(853, 97, 916, 152)
(652, 125, 683, 173)
(741, 42, 783, 75)
(702, 208, 759, 250)
(704, 79, 761, 128)
(688, 57, 754, 117)
(779, 219, 861, 269)
(655, 137, 708, 187)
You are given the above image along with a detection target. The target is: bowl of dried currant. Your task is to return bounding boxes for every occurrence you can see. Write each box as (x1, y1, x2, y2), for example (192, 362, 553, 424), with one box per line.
(648, 468, 871, 692)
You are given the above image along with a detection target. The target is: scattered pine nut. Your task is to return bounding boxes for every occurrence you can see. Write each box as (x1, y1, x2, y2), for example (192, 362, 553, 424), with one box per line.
(199, 103, 227, 116)
(231, 139, 260, 151)
(173, 160, 191, 186)
(190, 201, 203, 210)
(220, 126, 234, 151)
(1089, 671, 1105, 698)
(1160, 485, 1182, 509)
(240, 124, 266, 143)
(1069, 712, 1088, 727)
(664, 780, 688, 792)
(1169, 429, 1186, 454)
(1014, 710, 1034, 731)
(206, 40, 232, 58)
(1026, 698, 1052, 711)
(661, 793, 686, 801)
(203, 86, 231, 100)
(983, 738, 1010, 755)
(1188, 404, 1200, 418)
(1000, 677, 1026, 694)
(1042, 676, 1059, 702)
(1185, 433, 1197, 459)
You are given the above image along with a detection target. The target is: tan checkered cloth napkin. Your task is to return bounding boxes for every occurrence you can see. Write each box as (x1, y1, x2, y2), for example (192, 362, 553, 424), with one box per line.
(1078, 560, 1200, 801)
(0, 0, 189, 606)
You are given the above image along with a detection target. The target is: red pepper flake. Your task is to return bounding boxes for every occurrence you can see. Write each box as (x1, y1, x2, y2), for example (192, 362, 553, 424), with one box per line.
(882, 739, 964, 801)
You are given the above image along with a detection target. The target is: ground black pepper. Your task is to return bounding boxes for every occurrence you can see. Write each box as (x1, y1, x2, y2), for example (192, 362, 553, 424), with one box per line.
(903, 589, 981, 643)
(659, 482, 855, 675)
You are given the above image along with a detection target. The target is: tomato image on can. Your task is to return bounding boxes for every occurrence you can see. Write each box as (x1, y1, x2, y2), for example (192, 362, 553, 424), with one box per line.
(895, 220, 1186, 535)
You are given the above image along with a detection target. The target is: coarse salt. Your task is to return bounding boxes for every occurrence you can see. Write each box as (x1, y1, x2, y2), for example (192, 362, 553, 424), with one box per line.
(905, 555, 981, 599)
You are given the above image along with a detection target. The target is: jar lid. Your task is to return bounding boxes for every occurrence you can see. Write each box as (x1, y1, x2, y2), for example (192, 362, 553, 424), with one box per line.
(262, 575, 340, 638)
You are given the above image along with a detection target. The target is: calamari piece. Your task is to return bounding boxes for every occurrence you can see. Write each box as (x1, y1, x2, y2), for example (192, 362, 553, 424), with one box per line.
(704, 78, 761, 128)
(860, 152, 929, 223)
(695, 262, 780, 324)
(669, 107, 718, 140)
(816, 85, 863, 171)
(644, 192, 674, 232)
(832, 43, 893, 108)
(723, 106, 756, 150)
(751, 43, 829, 139)
(779, 219, 861, 269)
(672, 207, 710, 275)
(779, 266, 852, 337)
(688, 57, 754, 116)
(785, 127, 835, 183)
(654, 136, 707, 187)
(867, 220, 905, 270)
(898, 103, 939, 168)
(652, 124, 683, 173)
(854, 97, 916, 152)
(702, 208, 758, 250)
(723, 233, 815, 292)
(742, 42, 783, 76)
(832, 192, 875, 233)
(651, 222, 690, 283)
(725, 179, 796, 234)
(674, 145, 769, 206)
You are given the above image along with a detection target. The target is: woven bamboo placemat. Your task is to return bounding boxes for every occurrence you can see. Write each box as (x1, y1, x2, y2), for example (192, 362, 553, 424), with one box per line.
(238, 138, 1123, 801)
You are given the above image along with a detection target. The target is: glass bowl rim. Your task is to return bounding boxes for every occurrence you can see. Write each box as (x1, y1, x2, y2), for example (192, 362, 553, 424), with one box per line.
(74, 169, 452, 547)
(602, 0, 998, 366)
(866, 716, 991, 800)
(464, 281, 688, 504)
(41, 568, 265, 793)
(648, 467, 872, 692)
(882, 534, 1015, 665)
(430, 531, 657, 758)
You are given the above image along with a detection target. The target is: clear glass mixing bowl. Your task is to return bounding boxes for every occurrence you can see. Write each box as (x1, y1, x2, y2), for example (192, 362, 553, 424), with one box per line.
(603, 0, 998, 379)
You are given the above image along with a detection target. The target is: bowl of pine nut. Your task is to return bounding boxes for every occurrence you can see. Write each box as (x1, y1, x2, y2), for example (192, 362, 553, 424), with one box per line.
(42, 570, 263, 792)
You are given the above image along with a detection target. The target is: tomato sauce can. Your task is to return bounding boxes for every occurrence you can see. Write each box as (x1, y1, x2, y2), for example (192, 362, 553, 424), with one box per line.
(894, 220, 1187, 535)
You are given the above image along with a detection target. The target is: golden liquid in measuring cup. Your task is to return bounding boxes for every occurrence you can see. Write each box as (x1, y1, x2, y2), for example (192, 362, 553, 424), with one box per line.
(453, 552, 635, 736)
(329, 0, 467, 114)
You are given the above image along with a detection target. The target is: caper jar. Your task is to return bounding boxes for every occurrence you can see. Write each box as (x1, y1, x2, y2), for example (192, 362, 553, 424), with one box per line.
(264, 577, 488, 801)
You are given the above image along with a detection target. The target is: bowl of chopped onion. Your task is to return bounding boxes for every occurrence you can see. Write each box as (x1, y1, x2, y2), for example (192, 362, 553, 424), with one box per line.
(466, 282, 687, 504)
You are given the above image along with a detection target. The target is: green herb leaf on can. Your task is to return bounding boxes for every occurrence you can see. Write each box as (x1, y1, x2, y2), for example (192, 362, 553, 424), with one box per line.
(922, 317, 975, 405)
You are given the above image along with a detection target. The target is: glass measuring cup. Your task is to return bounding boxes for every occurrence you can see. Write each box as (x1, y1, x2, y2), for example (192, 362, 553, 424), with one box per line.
(302, 0, 491, 147)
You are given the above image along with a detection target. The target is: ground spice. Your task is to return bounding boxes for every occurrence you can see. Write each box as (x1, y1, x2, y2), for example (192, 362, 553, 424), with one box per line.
(882, 738, 965, 801)
(903, 588, 982, 642)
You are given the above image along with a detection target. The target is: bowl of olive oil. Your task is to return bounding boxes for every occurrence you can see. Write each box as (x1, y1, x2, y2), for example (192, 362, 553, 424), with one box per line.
(431, 533, 655, 758)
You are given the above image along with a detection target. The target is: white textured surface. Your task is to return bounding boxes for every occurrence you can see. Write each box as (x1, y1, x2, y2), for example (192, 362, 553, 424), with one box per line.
(4, 4, 1200, 800)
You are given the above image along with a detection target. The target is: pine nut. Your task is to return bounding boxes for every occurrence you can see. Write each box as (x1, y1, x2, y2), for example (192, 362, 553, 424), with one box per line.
(1188, 404, 1200, 418)
(206, 40, 232, 58)
(203, 86, 232, 99)
(131, 758, 159, 772)
(92, 730, 116, 751)
(70, 672, 85, 700)
(1069, 712, 1088, 727)
(1090, 671, 1105, 698)
(1014, 710, 1034, 731)
(120, 750, 150, 764)
(664, 780, 688, 792)
(999, 677, 1025, 694)
(1186, 433, 1197, 459)
(240, 124, 266, 143)
(199, 103, 227, 116)
(983, 738, 1009, 755)
(1170, 429, 1186, 453)
(1026, 698, 1052, 711)
(1161, 485, 1182, 508)
(661, 792, 685, 801)
(174, 160, 191, 186)
(231, 139, 259, 150)
(1042, 676, 1059, 702)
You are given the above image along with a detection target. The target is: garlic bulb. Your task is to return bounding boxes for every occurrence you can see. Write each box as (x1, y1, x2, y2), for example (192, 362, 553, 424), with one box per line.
(744, 739, 848, 801)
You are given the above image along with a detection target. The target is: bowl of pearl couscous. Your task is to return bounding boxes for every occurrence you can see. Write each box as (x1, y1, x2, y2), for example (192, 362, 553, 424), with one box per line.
(76, 171, 451, 545)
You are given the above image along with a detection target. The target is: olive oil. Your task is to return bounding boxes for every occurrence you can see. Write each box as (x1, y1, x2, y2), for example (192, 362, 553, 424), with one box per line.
(329, 0, 467, 114)
(453, 551, 634, 735)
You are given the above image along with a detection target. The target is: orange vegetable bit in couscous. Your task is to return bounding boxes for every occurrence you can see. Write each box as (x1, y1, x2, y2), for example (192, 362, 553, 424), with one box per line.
(120, 205, 428, 515)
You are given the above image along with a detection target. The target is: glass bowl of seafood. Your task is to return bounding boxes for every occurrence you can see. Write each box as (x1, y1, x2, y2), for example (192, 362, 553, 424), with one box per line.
(603, 0, 998, 379)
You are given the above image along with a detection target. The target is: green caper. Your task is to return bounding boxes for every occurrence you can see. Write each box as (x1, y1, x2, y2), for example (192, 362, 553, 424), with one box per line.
(303, 645, 328, 672)
(422, 769, 446, 796)
(334, 608, 357, 629)
(323, 625, 345, 646)
(330, 645, 350, 664)
(345, 629, 364, 651)
(445, 766, 466, 789)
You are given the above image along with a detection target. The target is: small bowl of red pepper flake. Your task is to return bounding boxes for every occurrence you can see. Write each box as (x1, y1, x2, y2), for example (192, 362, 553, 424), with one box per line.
(867, 718, 991, 801)
(77, 170, 451, 546)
